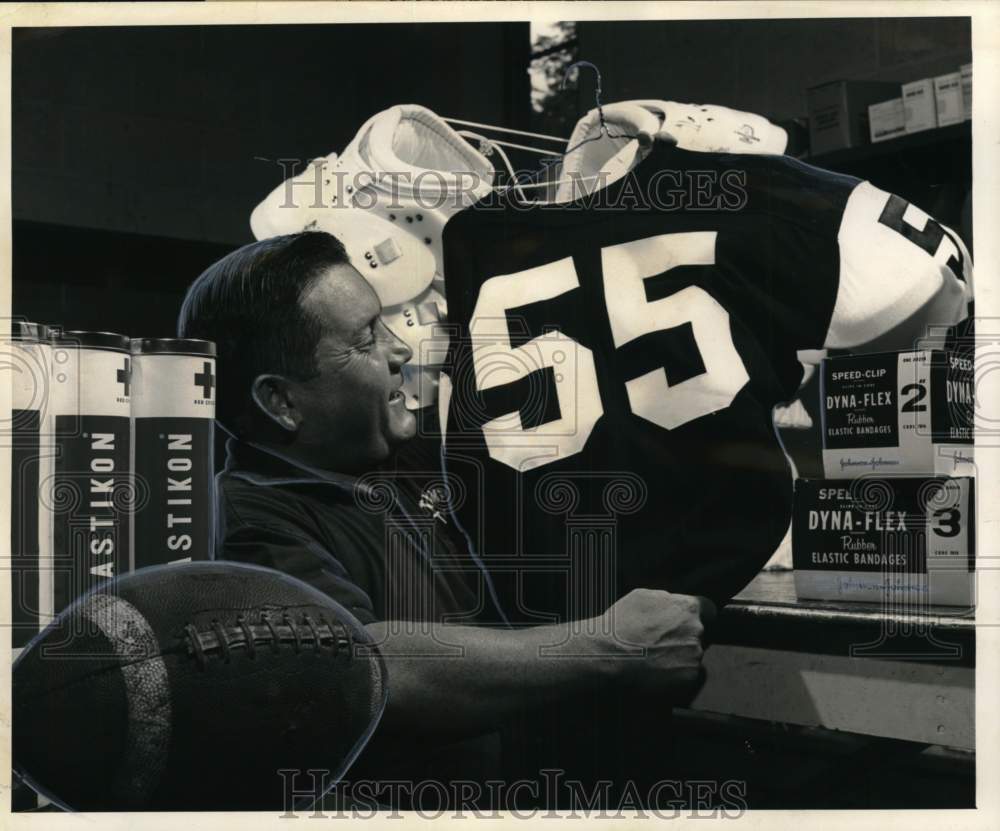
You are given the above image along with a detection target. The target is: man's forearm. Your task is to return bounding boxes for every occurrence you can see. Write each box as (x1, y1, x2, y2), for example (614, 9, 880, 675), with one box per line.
(364, 621, 614, 739)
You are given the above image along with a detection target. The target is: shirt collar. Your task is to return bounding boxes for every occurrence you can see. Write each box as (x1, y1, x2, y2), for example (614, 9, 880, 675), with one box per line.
(223, 438, 367, 494)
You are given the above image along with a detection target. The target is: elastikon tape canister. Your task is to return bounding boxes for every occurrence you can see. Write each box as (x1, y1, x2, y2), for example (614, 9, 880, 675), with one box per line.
(50, 331, 132, 613)
(130, 338, 216, 568)
(9, 322, 54, 654)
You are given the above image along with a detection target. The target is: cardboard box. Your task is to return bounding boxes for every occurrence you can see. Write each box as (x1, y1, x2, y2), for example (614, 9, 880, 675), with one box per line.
(960, 63, 972, 120)
(868, 98, 905, 143)
(821, 350, 974, 478)
(902, 78, 937, 133)
(793, 476, 975, 607)
(807, 80, 900, 155)
(934, 72, 964, 127)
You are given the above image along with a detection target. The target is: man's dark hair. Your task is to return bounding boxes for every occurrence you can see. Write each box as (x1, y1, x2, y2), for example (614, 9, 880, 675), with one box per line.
(177, 231, 351, 436)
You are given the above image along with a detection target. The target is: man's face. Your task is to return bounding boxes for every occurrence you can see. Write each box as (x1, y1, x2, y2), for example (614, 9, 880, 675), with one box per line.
(290, 263, 416, 471)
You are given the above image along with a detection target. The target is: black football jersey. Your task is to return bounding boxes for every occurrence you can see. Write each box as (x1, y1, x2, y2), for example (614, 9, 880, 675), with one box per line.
(438, 141, 970, 621)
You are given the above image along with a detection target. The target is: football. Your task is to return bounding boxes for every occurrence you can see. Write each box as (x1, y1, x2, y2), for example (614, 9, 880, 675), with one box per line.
(13, 561, 388, 811)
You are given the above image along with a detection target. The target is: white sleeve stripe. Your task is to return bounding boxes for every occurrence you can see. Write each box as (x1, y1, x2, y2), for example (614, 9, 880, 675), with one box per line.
(826, 181, 970, 349)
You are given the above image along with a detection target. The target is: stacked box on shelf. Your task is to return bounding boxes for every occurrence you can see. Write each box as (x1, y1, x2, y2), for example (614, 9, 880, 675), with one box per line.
(793, 476, 974, 606)
(960, 64, 972, 120)
(934, 72, 965, 127)
(902, 79, 937, 133)
(792, 349, 975, 607)
(820, 349, 973, 478)
(806, 80, 900, 154)
(868, 63, 970, 145)
(868, 98, 905, 144)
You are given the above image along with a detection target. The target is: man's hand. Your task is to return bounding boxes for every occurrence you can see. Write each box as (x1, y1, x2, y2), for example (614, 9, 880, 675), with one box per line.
(589, 588, 716, 694)
(366, 588, 716, 738)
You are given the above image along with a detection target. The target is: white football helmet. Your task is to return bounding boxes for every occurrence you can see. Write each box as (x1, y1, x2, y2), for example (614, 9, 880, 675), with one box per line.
(250, 104, 494, 410)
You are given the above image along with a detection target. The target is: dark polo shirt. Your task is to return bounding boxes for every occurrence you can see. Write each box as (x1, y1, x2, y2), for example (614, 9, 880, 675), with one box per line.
(215, 438, 506, 627)
(214, 438, 508, 804)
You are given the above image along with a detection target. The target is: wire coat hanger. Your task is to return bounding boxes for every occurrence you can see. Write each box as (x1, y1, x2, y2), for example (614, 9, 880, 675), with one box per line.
(446, 60, 643, 175)
(445, 61, 655, 198)
(555, 60, 650, 160)
(497, 60, 652, 201)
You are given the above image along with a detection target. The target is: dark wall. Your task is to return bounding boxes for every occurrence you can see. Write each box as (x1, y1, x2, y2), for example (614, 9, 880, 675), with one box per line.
(574, 17, 971, 124)
(12, 19, 971, 340)
(561, 18, 971, 246)
(12, 23, 530, 339)
(14, 24, 530, 244)
(12, 222, 234, 338)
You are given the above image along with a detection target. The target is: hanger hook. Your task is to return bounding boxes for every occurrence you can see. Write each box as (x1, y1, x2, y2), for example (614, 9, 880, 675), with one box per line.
(561, 60, 607, 133)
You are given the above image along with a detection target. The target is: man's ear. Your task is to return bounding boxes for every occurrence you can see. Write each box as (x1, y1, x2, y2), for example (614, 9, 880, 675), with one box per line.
(251, 374, 300, 433)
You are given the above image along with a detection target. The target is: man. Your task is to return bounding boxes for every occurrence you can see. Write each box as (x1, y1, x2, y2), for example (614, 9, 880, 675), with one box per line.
(177, 230, 713, 807)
